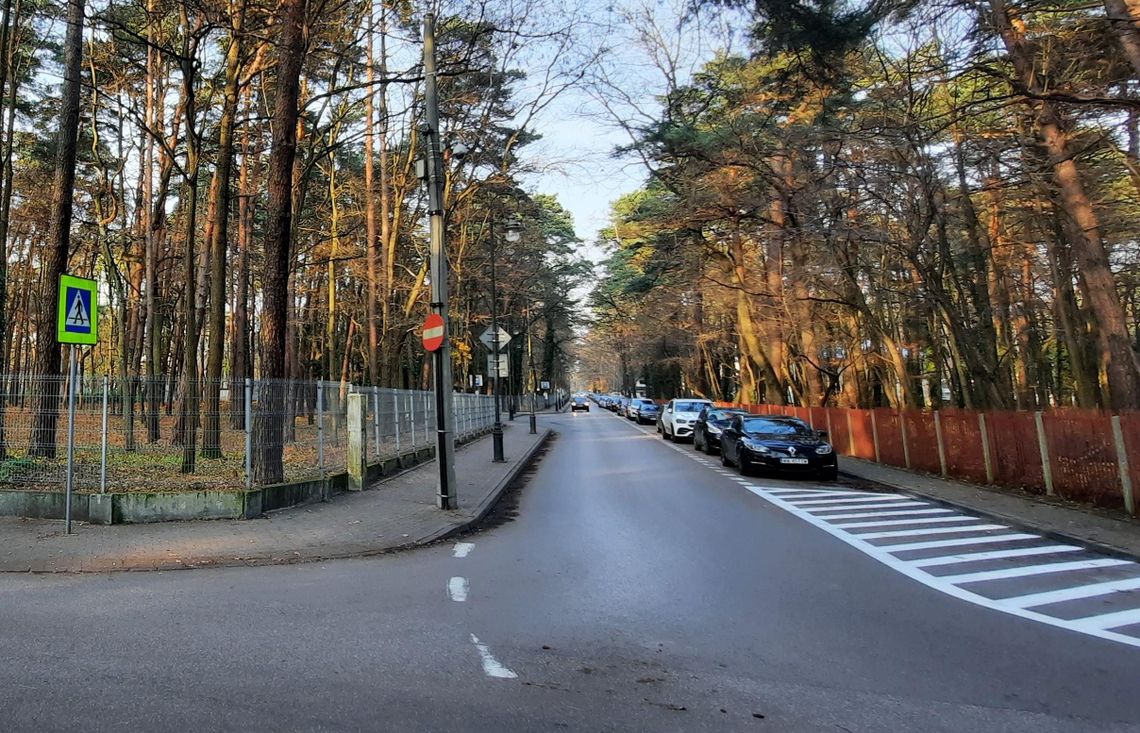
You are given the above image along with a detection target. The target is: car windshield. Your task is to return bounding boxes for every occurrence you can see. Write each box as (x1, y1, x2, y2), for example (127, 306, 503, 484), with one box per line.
(675, 401, 710, 412)
(742, 417, 814, 436)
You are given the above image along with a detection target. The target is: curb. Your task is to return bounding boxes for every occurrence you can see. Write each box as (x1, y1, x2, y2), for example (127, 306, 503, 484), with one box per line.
(840, 466, 1140, 564)
(416, 428, 552, 545)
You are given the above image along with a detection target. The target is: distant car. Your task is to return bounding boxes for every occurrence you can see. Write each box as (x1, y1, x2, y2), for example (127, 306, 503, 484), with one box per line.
(693, 407, 751, 454)
(636, 401, 661, 425)
(719, 414, 837, 480)
(660, 398, 714, 442)
(627, 398, 655, 421)
(571, 396, 589, 412)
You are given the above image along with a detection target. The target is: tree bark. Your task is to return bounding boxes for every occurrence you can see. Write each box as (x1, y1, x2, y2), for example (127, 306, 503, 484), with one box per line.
(253, 0, 306, 485)
(29, 0, 84, 458)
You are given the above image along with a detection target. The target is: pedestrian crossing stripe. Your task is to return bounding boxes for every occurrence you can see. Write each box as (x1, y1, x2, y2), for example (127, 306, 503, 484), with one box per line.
(56, 274, 98, 345)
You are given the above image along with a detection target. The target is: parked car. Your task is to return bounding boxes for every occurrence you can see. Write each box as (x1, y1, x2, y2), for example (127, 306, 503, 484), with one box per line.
(635, 401, 661, 425)
(693, 407, 751, 454)
(627, 398, 656, 421)
(719, 414, 837, 480)
(571, 396, 590, 412)
(660, 398, 714, 442)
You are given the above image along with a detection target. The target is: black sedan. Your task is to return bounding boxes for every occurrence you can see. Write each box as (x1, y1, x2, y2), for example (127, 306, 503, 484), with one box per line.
(571, 396, 590, 412)
(719, 415, 838, 481)
(636, 402, 661, 425)
(692, 407, 751, 454)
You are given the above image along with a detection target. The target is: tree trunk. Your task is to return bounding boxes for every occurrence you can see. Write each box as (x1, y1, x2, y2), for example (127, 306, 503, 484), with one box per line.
(29, 0, 84, 458)
(177, 2, 202, 474)
(202, 3, 243, 458)
(253, 0, 305, 485)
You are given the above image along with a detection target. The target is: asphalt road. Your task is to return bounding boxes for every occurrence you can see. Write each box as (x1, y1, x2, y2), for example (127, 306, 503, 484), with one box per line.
(2, 408, 1139, 732)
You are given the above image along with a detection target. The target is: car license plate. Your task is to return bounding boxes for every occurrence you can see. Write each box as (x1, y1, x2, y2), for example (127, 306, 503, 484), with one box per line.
(781, 458, 809, 465)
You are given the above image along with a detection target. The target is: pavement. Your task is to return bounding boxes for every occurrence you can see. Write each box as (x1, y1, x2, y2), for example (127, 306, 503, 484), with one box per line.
(840, 456, 1140, 560)
(0, 420, 549, 572)
(1, 408, 1139, 731)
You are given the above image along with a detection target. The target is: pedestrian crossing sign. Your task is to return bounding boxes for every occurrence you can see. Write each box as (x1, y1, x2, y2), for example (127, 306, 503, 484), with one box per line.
(56, 274, 98, 345)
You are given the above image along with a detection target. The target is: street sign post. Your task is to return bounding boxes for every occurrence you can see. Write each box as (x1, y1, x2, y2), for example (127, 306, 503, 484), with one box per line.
(56, 274, 98, 534)
(422, 313, 446, 352)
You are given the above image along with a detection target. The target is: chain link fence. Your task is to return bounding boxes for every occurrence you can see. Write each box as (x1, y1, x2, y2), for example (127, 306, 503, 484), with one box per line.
(0, 375, 493, 493)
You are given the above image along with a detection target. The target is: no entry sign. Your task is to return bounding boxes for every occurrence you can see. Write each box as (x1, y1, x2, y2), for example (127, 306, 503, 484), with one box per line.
(422, 313, 446, 352)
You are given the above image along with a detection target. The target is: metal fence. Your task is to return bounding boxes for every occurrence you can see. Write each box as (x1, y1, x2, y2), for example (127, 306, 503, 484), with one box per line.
(0, 375, 494, 493)
(718, 402, 1139, 516)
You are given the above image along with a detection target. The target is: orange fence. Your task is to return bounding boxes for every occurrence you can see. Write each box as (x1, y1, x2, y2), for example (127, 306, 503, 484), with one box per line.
(715, 403, 1137, 515)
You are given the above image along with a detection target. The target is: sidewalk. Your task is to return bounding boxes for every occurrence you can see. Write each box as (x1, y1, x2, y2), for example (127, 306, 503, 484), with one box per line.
(841, 456, 1140, 560)
(0, 421, 550, 573)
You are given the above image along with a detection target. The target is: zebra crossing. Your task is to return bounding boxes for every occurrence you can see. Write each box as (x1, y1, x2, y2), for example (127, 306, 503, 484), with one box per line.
(621, 413, 1140, 649)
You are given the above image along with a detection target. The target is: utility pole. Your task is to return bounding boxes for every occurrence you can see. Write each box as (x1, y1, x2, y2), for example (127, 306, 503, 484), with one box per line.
(423, 13, 457, 509)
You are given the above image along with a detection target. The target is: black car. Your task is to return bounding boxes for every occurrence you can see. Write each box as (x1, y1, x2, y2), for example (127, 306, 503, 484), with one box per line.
(636, 402, 661, 425)
(693, 407, 750, 454)
(720, 415, 838, 480)
(571, 396, 590, 412)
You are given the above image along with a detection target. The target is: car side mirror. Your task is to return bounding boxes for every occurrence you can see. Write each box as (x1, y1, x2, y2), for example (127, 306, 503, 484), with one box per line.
(817, 430, 829, 441)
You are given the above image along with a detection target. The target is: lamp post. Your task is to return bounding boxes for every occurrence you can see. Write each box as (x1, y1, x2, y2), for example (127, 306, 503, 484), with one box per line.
(489, 217, 520, 462)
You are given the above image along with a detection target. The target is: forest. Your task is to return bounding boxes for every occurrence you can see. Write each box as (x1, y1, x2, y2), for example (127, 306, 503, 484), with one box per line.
(578, 0, 1140, 413)
(0, 0, 592, 482)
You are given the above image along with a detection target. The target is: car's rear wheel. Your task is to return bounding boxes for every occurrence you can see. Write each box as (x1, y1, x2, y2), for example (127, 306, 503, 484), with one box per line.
(721, 450, 732, 466)
(738, 454, 753, 477)
(694, 433, 704, 452)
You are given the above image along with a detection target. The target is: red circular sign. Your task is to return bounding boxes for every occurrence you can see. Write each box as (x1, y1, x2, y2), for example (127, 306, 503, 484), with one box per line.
(421, 313, 446, 352)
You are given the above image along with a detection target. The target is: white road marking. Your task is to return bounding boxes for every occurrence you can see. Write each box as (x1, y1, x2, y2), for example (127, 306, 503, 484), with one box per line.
(448, 577, 469, 602)
(470, 634, 518, 679)
(808, 501, 929, 512)
(855, 524, 1004, 540)
(792, 495, 917, 506)
(875, 534, 1039, 552)
(824, 508, 955, 520)
(1004, 577, 1140, 609)
(910, 545, 1084, 568)
(1070, 608, 1140, 631)
(937, 558, 1132, 585)
(453, 542, 475, 558)
(832, 515, 986, 529)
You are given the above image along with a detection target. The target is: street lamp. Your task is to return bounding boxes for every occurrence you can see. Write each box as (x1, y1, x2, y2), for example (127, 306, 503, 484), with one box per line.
(489, 216, 521, 462)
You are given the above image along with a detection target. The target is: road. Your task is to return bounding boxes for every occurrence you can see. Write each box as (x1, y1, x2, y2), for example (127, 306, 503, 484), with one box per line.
(2, 408, 1139, 732)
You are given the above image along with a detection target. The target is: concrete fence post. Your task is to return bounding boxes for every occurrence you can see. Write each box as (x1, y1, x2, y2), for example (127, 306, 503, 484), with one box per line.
(423, 391, 430, 446)
(978, 413, 994, 483)
(347, 392, 367, 491)
(409, 391, 416, 450)
(870, 410, 881, 463)
(933, 411, 948, 477)
(1112, 415, 1135, 515)
(1034, 411, 1054, 496)
(317, 381, 325, 478)
(899, 410, 911, 469)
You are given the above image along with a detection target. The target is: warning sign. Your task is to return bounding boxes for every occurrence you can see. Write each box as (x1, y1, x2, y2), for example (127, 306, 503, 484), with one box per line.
(57, 274, 98, 345)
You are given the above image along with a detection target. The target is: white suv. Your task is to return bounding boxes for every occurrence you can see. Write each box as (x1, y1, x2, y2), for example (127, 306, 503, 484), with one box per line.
(660, 399, 713, 442)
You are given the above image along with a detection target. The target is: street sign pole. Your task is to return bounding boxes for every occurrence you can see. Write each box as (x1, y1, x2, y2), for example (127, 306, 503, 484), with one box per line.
(64, 345, 77, 534)
(56, 273, 97, 534)
(423, 14, 457, 510)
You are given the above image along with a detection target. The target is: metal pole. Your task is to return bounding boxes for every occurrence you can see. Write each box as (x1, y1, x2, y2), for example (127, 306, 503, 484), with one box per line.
(64, 345, 78, 533)
(490, 216, 504, 461)
(526, 301, 537, 435)
(409, 390, 416, 450)
(423, 13, 456, 509)
(317, 380, 325, 478)
(100, 374, 109, 494)
(373, 386, 381, 459)
(394, 389, 401, 453)
(244, 378, 253, 489)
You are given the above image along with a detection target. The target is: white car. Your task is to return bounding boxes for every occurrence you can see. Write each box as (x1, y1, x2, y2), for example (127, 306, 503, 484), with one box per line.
(660, 398, 714, 442)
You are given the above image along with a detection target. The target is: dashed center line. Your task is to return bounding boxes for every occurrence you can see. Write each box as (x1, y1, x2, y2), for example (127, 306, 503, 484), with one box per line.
(453, 542, 475, 558)
(448, 577, 469, 602)
(470, 634, 518, 679)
